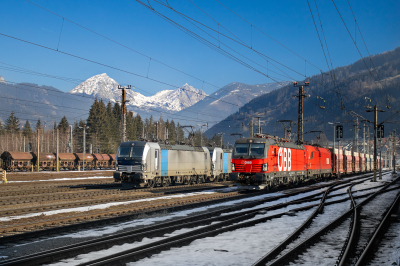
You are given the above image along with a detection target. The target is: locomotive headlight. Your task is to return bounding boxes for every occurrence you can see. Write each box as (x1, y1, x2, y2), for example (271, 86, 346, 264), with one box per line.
(141, 163, 147, 172)
(232, 163, 235, 171)
(262, 163, 268, 171)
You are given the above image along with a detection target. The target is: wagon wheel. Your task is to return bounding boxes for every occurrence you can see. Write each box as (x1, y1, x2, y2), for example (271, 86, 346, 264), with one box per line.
(147, 179, 155, 188)
(161, 177, 170, 187)
(221, 175, 227, 182)
(154, 177, 162, 187)
(194, 176, 201, 184)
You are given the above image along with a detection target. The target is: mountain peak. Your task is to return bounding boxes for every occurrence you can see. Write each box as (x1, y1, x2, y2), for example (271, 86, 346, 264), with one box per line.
(0, 76, 6, 84)
(68, 74, 207, 113)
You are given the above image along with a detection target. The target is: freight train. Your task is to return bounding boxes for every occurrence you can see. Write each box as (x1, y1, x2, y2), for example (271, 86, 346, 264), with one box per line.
(113, 141, 232, 188)
(0, 151, 116, 171)
(230, 133, 382, 190)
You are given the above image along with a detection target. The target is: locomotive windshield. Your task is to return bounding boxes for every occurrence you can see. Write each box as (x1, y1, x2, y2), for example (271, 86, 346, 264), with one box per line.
(117, 146, 144, 160)
(233, 143, 266, 158)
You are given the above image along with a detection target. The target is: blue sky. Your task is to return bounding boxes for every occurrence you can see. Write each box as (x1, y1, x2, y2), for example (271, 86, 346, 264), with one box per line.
(0, 0, 399, 96)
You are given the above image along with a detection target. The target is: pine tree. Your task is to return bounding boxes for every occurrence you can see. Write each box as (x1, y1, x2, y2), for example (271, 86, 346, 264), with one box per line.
(5, 111, 20, 133)
(35, 119, 42, 131)
(22, 120, 33, 139)
(169, 120, 176, 144)
(176, 123, 185, 144)
(57, 116, 69, 133)
(135, 114, 143, 139)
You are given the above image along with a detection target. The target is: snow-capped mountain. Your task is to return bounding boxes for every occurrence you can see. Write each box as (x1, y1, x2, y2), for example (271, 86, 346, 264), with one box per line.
(174, 81, 290, 126)
(0, 76, 6, 84)
(69, 73, 207, 112)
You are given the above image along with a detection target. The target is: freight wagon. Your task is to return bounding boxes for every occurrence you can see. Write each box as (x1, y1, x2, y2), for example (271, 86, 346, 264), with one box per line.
(0, 151, 116, 171)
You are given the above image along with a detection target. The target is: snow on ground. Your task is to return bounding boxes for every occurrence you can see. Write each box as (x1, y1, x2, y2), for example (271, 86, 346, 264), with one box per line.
(0, 188, 238, 222)
(8, 176, 112, 183)
(369, 214, 400, 266)
(325, 172, 393, 203)
(221, 189, 326, 216)
(48, 208, 317, 266)
(131, 209, 317, 266)
(283, 201, 351, 253)
(290, 218, 351, 265)
(42, 191, 283, 240)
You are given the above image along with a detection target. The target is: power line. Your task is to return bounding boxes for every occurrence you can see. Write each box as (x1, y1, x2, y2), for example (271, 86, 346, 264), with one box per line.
(26, 0, 223, 91)
(214, 0, 323, 72)
(331, 0, 389, 106)
(345, 0, 390, 106)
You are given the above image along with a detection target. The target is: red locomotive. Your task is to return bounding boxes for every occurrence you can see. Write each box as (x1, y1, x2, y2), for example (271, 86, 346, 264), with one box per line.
(230, 133, 379, 190)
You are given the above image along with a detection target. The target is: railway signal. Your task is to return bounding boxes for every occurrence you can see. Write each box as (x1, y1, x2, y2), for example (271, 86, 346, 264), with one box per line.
(377, 124, 384, 139)
(336, 125, 343, 139)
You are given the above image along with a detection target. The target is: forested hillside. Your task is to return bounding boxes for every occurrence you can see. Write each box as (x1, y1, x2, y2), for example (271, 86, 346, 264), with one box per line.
(206, 47, 400, 145)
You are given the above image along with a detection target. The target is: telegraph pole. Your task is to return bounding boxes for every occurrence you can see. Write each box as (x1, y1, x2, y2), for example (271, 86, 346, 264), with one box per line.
(393, 129, 396, 174)
(250, 120, 253, 137)
(37, 128, 40, 172)
(366, 105, 384, 181)
(293, 81, 309, 144)
(79, 125, 89, 171)
(69, 125, 73, 153)
(118, 85, 132, 143)
(56, 128, 59, 172)
(218, 132, 225, 148)
(254, 116, 262, 134)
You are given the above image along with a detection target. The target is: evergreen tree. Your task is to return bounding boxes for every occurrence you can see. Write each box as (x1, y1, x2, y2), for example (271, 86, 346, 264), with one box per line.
(5, 111, 20, 133)
(35, 119, 43, 131)
(135, 114, 143, 139)
(176, 123, 185, 144)
(168, 120, 176, 144)
(58, 116, 69, 133)
(22, 120, 33, 139)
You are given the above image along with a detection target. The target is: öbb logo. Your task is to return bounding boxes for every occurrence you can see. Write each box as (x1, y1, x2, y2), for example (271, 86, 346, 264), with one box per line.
(278, 147, 291, 171)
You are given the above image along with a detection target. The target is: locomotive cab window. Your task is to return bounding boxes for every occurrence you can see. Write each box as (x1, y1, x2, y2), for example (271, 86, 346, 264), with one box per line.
(234, 144, 248, 156)
(233, 143, 265, 158)
(117, 146, 145, 160)
(310, 152, 314, 159)
(249, 143, 265, 157)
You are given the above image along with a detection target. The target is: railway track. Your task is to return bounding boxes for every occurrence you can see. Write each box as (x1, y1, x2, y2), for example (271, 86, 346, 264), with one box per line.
(249, 172, 400, 266)
(0, 182, 233, 208)
(0, 173, 380, 266)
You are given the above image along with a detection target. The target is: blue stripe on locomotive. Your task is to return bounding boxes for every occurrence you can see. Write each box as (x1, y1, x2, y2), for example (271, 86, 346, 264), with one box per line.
(223, 152, 229, 173)
(161, 150, 168, 176)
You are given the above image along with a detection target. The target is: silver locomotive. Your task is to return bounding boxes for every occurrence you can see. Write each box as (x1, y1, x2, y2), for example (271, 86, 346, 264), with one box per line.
(113, 141, 232, 188)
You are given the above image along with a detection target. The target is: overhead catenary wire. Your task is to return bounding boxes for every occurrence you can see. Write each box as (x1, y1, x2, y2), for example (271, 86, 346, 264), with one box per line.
(330, 0, 389, 106)
(26, 0, 223, 91)
(24, 0, 350, 118)
(214, 0, 323, 72)
(3, 1, 382, 133)
(139, 0, 362, 113)
(345, 0, 390, 106)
